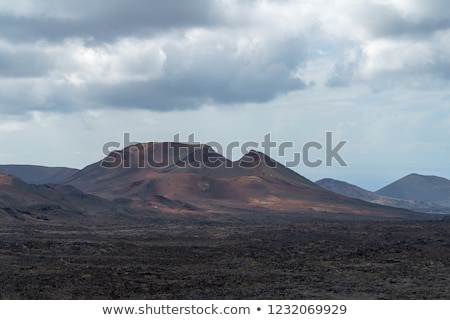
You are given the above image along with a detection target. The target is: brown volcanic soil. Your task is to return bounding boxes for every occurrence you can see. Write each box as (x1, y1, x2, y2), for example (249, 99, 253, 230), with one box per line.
(65, 142, 424, 219)
(1, 219, 449, 299)
(3, 144, 448, 299)
(0, 174, 134, 223)
(0, 172, 424, 224)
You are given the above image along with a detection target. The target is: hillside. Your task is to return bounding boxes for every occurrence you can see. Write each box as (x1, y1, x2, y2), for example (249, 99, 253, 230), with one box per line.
(64, 142, 422, 219)
(316, 178, 449, 214)
(0, 165, 78, 184)
(0, 174, 131, 223)
(376, 173, 450, 207)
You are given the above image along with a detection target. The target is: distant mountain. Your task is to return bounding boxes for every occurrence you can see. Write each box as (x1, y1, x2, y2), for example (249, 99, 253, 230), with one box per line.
(376, 173, 450, 207)
(316, 178, 380, 201)
(64, 142, 421, 220)
(316, 178, 449, 214)
(0, 174, 131, 223)
(0, 165, 78, 184)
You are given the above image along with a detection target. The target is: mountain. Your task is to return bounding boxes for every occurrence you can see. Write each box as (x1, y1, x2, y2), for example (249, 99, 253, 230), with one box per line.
(316, 178, 380, 201)
(0, 174, 131, 224)
(64, 142, 422, 220)
(376, 173, 450, 207)
(0, 165, 78, 184)
(316, 178, 449, 214)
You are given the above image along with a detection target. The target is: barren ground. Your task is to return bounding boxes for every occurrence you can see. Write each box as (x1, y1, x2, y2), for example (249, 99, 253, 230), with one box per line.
(1, 218, 449, 299)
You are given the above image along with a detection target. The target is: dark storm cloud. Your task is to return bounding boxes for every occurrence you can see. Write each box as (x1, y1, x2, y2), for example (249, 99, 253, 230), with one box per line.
(89, 60, 307, 111)
(0, 0, 219, 43)
(85, 29, 309, 110)
(1, 0, 450, 115)
(0, 49, 53, 78)
(354, 1, 450, 39)
(0, 0, 312, 113)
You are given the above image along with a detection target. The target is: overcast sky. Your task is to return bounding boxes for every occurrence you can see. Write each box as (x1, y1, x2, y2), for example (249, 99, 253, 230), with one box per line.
(1, 0, 449, 190)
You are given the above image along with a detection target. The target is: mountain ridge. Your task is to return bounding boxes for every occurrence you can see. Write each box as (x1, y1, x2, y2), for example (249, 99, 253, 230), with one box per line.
(376, 173, 450, 206)
(316, 178, 449, 214)
(2, 142, 443, 223)
(0, 164, 78, 185)
(64, 142, 423, 219)
(0, 173, 132, 223)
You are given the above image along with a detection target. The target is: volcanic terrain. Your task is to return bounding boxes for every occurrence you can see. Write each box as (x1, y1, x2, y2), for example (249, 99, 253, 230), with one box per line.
(1, 142, 449, 300)
(64, 142, 422, 220)
(316, 178, 450, 214)
(0, 164, 78, 184)
(376, 173, 450, 207)
(0, 174, 132, 224)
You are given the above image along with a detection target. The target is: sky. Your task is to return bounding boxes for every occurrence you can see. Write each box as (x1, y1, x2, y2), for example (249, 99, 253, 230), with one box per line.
(1, 0, 449, 191)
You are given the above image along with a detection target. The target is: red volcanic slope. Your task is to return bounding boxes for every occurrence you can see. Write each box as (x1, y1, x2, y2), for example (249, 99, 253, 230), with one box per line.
(65, 142, 421, 218)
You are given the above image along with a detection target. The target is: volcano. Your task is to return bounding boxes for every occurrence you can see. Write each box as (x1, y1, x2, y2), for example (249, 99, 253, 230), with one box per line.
(316, 178, 449, 214)
(376, 173, 450, 207)
(64, 142, 421, 219)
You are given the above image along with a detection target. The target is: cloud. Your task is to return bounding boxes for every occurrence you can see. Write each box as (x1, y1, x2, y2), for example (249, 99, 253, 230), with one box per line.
(336, 29, 450, 89)
(0, 42, 54, 78)
(0, 16, 310, 113)
(0, 0, 220, 43)
(1, 0, 450, 115)
(322, 0, 450, 88)
(86, 30, 308, 110)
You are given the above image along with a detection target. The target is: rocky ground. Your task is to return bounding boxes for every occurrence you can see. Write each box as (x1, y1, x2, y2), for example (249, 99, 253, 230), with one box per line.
(1, 218, 450, 299)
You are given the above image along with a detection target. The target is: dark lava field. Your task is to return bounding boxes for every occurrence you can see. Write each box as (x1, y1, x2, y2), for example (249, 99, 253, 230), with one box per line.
(1, 218, 449, 299)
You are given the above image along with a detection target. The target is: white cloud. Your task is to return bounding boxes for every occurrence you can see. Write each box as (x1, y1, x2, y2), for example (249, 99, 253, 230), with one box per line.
(361, 38, 431, 75)
(53, 38, 167, 86)
(0, 120, 25, 133)
(1, 0, 450, 112)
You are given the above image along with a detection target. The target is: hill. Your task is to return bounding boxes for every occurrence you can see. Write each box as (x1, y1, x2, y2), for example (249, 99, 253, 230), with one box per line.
(64, 142, 422, 220)
(0, 165, 78, 184)
(0, 174, 131, 224)
(316, 178, 449, 214)
(376, 173, 450, 207)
